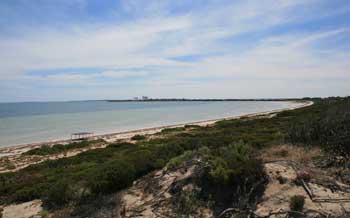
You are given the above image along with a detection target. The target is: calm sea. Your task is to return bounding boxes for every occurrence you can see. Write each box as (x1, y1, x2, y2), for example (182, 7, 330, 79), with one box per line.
(0, 101, 300, 147)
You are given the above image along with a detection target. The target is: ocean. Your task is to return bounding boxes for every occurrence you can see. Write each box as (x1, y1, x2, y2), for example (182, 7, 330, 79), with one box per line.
(0, 100, 300, 147)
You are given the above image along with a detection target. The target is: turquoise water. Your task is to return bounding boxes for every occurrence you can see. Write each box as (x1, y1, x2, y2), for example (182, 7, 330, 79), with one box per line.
(0, 101, 299, 147)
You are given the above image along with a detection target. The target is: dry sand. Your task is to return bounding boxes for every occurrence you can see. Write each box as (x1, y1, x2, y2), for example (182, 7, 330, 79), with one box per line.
(255, 162, 350, 217)
(1, 200, 42, 218)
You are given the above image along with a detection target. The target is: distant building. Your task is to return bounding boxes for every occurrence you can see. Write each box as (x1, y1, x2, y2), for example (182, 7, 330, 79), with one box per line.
(142, 96, 149, 100)
(133, 97, 139, 100)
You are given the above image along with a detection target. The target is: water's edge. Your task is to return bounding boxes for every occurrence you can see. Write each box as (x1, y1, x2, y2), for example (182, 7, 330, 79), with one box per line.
(0, 101, 312, 151)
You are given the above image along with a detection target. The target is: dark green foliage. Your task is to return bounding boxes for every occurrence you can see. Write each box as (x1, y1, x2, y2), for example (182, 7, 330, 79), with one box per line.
(0, 140, 186, 206)
(174, 191, 200, 215)
(45, 180, 72, 208)
(23, 139, 105, 156)
(287, 97, 350, 162)
(160, 127, 186, 134)
(167, 150, 194, 170)
(184, 124, 201, 129)
(290, 195, 305, 212)
(13, 187, 41, 202)
(88, 160, 136, 194)
(131, 134, 146, 140)
(197, 142, 266, 210)
(207, 142, 254, 183)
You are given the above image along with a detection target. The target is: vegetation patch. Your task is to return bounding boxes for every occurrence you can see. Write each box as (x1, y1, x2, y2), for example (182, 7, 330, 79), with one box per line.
(184, 124, 201, 129)
(160, 127, 186, 134)
(167, 150, 194, 170)
(196, 142, 267, 213)
(23, 139, 105, 156)
(289, 195, 305, 216)
(0, 157, 16, 170)
(130, 134, 146, 140)
(287, 97, 350, 165)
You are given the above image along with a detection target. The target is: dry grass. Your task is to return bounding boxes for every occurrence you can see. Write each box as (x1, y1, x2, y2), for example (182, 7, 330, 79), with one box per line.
(259, 144, 322, 164)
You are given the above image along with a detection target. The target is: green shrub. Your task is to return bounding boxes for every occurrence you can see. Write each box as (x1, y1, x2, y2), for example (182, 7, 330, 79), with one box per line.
(207, 142, 252, 183)
(24, 139, 105, 156)
(287, 98, 350, 162)
(198, 142, 266, 208)
(290, 195, 305, 212)
(88, 160, 136, 194)
(175, 191, 199, 215)
(44, 180, 72, 208)
(131, 134, 146, 140)
(127, 149, 157, 176)
(184, 124, 200, 129)
(161, 127, 185, 134)
(167, 151, 194, 170)
(13, 187, 41, 202)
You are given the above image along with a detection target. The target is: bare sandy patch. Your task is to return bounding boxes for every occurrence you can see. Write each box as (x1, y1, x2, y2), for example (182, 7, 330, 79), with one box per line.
(1, 200, 42, 218)
(256, 144, 350, 217)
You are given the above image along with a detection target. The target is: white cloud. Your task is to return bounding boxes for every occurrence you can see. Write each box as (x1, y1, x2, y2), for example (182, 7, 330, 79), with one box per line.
(0, 16, 191, 77)
(174, 28, 350, 81)
(0, 0, 349, 101)
(100, 70, 149, 78)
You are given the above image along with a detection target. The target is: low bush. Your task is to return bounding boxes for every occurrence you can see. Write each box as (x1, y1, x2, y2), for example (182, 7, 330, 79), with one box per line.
(13, 187, 41, 202)
(44, 180, 72, 208)
(167, 151, 194, 170)
(287, 97, 350, 163)
(88, 160, 136, 194)
(197, 142, 266, 210)
(24, 139, 105, 156)
(131, 134, 146, 140)
(160, 127, 186, 134)
(290, 195, 305, 212)
(184, 124, 200, 129)
(174, 191, 200, 215)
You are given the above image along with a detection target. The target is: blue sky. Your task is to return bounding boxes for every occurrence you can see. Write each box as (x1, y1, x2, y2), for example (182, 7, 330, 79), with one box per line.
(0, 0, 349, 102)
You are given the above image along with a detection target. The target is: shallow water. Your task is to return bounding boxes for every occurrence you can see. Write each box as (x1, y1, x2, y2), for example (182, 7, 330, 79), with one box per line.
(0, 101, 300, 147)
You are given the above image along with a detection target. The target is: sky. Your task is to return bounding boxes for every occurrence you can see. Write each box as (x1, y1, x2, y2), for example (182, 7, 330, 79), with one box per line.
(0, 0, 349, 102)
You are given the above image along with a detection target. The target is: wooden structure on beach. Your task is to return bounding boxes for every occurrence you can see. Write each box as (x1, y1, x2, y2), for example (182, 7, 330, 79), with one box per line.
(71, 132, 94, 140)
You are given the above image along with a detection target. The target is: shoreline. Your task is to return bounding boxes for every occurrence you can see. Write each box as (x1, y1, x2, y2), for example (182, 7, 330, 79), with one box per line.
(0, 101, 313, 156)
